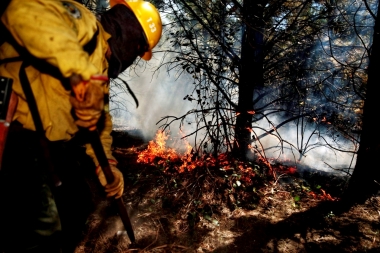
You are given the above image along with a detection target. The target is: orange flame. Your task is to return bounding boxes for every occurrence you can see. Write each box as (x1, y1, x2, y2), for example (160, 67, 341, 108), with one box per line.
(137, 130, 260, 179)
(137, 130, 197, 173)
(137, 130, 180, 163)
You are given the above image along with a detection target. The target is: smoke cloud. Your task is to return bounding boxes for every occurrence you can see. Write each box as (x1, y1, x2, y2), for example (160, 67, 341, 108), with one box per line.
(251, 114, 357, 175)
(110, 52, 195, 142)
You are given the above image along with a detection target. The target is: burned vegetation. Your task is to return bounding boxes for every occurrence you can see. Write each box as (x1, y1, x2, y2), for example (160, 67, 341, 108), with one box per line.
(74, 129, 380, 253)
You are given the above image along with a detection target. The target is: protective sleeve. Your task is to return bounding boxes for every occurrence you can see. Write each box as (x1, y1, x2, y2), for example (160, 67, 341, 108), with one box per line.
(1, 0, 99, 80)
(85, 111, 116, 166)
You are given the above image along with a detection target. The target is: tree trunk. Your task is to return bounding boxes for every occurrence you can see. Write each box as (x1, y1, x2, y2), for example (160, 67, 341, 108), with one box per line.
(233, 0, 265, 159)
(344, 3, 380, 204)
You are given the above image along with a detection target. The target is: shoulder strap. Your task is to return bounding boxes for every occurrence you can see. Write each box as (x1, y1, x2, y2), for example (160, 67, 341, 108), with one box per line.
(19, 60, 62, 187)
(0, 56, 22, 65)
(18, 61, 44, 134)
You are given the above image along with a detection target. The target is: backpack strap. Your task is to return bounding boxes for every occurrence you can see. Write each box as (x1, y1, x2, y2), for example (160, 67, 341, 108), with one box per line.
(19, 61, 44, 134)
(0, 56, 22, 65)
(18, 60, 62, 187)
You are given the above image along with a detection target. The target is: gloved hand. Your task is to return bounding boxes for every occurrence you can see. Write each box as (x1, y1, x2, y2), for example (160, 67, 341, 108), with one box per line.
(96, 160, 124, 199)
(69, 74, 108, 129)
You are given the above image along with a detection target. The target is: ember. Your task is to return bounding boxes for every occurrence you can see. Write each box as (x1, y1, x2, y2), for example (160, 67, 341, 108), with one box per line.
(272, 162, 297, 175)
(308, 188, 337, 201)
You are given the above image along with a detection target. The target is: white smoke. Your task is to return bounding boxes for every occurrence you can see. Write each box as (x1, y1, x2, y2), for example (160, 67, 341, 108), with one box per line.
(110, 52, 195, 142)
(250, 114, 357, 175)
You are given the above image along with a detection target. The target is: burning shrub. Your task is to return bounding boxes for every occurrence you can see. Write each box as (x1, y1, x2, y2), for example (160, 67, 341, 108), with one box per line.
(136, 130, 273, 212)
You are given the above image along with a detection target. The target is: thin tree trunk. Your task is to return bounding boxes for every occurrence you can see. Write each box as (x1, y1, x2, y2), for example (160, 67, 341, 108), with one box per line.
(233, 0, 265, 159)
(344, 2, 380, 205)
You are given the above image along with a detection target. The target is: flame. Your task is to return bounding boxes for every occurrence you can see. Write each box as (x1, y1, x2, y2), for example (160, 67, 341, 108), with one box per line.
(137, 130, 198, 173)
(137, 130, 258, 179)
(137, 130, 181, 164)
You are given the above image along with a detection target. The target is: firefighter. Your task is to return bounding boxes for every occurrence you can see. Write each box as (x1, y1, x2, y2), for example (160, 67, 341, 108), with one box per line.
(0, 0, 162, 252)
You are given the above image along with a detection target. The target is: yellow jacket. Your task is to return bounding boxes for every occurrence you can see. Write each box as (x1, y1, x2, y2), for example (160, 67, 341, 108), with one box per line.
(0, 0, 115, 164)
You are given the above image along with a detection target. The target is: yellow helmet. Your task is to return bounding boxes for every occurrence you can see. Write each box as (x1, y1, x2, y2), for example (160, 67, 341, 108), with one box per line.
(109, 0, 162, 60)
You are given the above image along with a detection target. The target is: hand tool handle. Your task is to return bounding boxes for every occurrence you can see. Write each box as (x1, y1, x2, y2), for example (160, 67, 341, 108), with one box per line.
(89, 128, 136, 243)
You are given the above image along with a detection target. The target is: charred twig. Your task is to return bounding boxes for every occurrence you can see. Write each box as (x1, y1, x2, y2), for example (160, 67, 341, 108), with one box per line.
(141, 226, 160, 252)
(323, 162, 352, 176)
(149, 244, 189, 251)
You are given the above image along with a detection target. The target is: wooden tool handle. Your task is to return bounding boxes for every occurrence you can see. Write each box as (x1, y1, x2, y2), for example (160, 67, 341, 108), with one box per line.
(89, 128, 136, 243)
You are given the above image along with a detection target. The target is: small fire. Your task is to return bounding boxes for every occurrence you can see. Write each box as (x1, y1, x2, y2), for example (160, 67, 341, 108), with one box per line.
(137, 130, 181, 163)
(137, 130, 196, 173)
(137, 130, 258, 180)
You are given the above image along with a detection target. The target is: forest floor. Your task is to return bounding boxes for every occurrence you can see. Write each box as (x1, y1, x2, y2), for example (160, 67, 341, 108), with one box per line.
(75, 130, 380, 253)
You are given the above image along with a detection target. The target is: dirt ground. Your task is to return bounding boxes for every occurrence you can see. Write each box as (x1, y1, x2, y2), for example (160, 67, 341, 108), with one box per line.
(75, 130, 380, 253)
